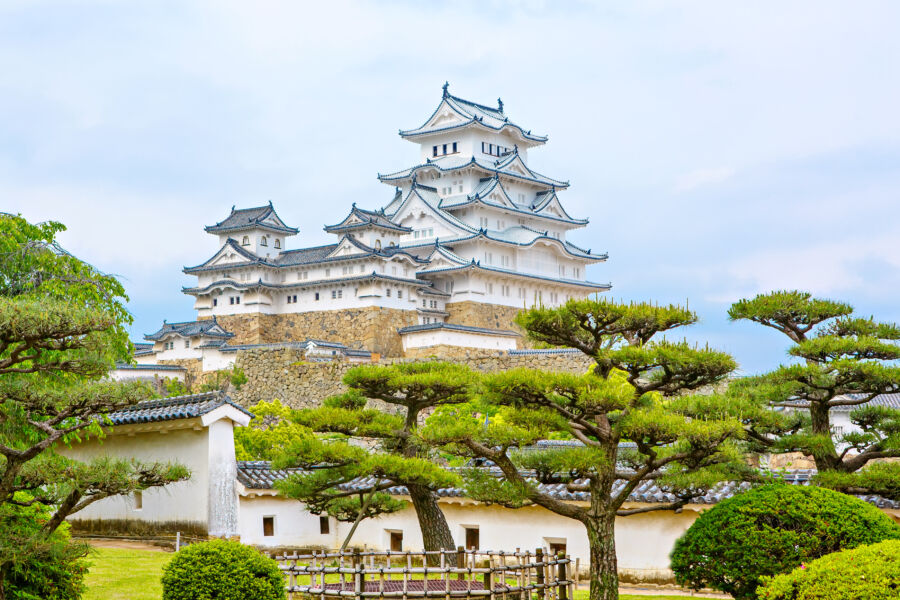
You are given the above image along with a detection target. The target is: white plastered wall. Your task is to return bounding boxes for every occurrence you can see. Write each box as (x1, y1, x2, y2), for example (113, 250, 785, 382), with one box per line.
(238, 494, 698, 580)
(59, 425, 212, 529)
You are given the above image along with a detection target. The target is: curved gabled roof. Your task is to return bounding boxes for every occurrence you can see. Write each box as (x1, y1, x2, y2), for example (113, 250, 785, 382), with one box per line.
(205, 202, 298, 235)
(417, 261, 612, 291)
(439, 177, 588, 227)
(378, 152, 568, 190)
(388, 181, 478, 235)
(183, 238, 262, 273)
(324, 204, 412, 234)
(399, 85, 548, 145)
(182, 272, 431, 296)
(444, 226, 603, 262)
(145, 319, 234, 341)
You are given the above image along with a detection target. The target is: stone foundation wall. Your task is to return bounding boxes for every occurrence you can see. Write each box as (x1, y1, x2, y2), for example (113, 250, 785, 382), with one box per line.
(233, 348, 593, 409)
(445, 301, 527, 348)
(206, 308, 419, 357)
(158, 358, 204, 384)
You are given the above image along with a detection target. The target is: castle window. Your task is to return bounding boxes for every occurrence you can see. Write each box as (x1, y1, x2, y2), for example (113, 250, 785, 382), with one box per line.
(242, 236, 250, 246)
(319, 516, 330, 534)
(375, 240, 382, 251)
(260, 236, 268, 247)
(286, 295, 292, 304)
(230, 297, 235, 305)
(442, 143, 448, 154)
(452, 142, 457, 153)
(213, 298, 217, 307)
(315, 292, 320, 301)
(274, 239, 281, 249)
(423, 299, 427, 308)
(433, 145, 438, 157)
(263, 516, 274, 537)
(184, 340, 190, 349)
(386, 289, 391, 297)
(397, 290, 402, 299)
(331, 290, 336, 299)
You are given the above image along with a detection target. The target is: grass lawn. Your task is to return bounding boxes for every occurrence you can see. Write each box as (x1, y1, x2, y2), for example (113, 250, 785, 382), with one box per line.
(84, 546, 172, 600)
(83, 545, 694, 600)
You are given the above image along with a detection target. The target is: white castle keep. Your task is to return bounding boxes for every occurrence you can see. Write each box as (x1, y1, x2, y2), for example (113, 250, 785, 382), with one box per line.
(142, 85, 609, 362)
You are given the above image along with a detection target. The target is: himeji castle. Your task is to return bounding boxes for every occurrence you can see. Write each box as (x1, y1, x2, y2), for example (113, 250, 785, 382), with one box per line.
(146, 85, 609, 360)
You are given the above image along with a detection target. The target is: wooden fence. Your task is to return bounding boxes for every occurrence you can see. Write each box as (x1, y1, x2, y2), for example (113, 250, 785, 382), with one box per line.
(275, 547, 575, 600)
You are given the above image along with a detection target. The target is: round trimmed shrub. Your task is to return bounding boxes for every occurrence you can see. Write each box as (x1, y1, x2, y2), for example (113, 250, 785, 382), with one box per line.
(670, 484, 900, 600)
(758, 539, 900, 600)
(161, 539, 285, 600)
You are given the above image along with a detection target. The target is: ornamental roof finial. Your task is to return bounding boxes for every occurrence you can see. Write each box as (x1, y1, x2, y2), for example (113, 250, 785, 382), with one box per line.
(442, 81, 449, 97)
(497, 97, 504, 112)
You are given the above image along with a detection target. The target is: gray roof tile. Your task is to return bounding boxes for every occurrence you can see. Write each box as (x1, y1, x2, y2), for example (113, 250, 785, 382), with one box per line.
(235, 462, 899, 509)
(105, 391, 253, 425)
(205, 203, 298, 235)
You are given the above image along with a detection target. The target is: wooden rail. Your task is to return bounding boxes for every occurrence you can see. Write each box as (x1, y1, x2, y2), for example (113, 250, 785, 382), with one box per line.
(275, 547, 574, 600)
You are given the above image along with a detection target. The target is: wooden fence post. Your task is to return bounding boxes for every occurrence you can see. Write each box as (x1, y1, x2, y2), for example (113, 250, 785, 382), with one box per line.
(457, 546, 465, 581)
(557, 553, 568, 600)
(535, 547, 545, 600)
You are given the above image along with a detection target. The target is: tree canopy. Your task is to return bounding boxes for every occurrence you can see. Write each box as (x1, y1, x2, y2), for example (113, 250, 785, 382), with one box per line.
(422, 297, 752, 600)
(0, 214, 189, 598)
(729, 291, 900, 496)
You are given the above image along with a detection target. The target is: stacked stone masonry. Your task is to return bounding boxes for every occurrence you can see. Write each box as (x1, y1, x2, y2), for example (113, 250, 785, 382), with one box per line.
(232, 348, 593, 409)
(444, 301, 527, 348)
(206, 307, 420, 357)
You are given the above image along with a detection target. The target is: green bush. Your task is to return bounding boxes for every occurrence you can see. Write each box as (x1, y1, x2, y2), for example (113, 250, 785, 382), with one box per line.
(670, 484, 900, 600)
(0, 500, 89, 600)
(161, 539, 285, 600)
(758, 539, 900, 599)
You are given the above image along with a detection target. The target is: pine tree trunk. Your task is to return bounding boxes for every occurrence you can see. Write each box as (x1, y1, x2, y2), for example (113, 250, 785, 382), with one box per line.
(586, 514, 618, 600)
(809, 401, 839, 470)
(407, 483, 456, 565)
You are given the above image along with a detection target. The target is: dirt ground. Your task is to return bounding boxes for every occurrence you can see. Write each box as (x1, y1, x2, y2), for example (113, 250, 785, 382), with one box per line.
(85, 538, 171, 552)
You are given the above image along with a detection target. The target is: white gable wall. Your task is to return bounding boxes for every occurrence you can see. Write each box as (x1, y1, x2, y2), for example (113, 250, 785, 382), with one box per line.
(60, 426, 212, 530)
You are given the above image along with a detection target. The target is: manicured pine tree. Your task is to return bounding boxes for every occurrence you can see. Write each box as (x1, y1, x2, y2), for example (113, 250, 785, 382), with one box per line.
(0, 214, 189, 599)
(266, 362, 474, 558)
(423, 299, 750, 600)
(729, 290, 900, 497)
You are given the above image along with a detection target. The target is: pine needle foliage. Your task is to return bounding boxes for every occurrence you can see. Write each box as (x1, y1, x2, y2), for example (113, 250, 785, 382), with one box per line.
(0, 214, 189, 599)
(422, 298, 747, 600)
(249, 363, 476, 556)
(728, 291, 900, 494)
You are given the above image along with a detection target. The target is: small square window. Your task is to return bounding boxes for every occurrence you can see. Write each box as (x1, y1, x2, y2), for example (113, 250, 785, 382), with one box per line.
(184, 340, 190, 349)
(212, 298, 217, 307)
(263, 516, 274, 537)
(452, 142, 457, 153)
(235, 296, 240, 304)
(315, 292, 320, 301)
(433, 145, 438, 157)
(397, 290, 402, 299)
(320, 516, 330, 534)
(389, 531, 403, 551)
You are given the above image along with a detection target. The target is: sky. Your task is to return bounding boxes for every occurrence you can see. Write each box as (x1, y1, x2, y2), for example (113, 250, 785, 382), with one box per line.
(3, 1, 899, 374)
